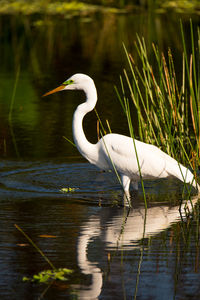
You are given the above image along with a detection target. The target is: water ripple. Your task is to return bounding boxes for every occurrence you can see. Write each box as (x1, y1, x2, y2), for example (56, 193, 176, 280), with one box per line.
(0, 160, 121, 205)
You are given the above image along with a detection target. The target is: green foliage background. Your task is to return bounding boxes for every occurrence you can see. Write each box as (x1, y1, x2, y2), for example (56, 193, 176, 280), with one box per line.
(0, 0, 199, 14)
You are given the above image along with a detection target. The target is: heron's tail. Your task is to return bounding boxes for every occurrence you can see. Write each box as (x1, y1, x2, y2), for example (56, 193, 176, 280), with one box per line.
(196, 182, 200, 194)
(178, 164, 199, 193)
(192, 178, 200, 193)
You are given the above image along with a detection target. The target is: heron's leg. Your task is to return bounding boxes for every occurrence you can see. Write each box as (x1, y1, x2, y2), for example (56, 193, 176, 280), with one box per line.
(121, 174, 131, 207)
(121, 174, 131, 193)
(132, 181, 138, 191)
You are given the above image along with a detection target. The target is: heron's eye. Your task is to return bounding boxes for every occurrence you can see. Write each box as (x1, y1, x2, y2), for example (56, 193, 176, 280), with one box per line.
(63, 79, 74, 85)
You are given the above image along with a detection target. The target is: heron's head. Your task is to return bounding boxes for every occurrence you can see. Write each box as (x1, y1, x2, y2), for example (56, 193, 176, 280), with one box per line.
(43, 73, 94, 97)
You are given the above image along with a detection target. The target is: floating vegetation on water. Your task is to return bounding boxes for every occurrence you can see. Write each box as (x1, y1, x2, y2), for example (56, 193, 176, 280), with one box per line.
(60, 187, 79, 193)
(15, 224, 73, 285)
(23, 268, 73, 283)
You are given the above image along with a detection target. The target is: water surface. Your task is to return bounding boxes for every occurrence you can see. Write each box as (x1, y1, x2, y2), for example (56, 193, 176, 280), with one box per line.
(0, 159, 200, 299)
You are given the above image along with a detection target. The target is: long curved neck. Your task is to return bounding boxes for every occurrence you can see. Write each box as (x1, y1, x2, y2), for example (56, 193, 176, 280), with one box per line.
(72, 84, 98, 164)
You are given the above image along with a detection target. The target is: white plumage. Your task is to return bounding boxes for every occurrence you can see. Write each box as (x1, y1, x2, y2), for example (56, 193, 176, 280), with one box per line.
(43, 73, 199, 199)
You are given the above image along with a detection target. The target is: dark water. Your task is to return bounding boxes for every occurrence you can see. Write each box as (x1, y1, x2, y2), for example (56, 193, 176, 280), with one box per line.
(0, 11, 200, 300)
(1, 159, 200, 299)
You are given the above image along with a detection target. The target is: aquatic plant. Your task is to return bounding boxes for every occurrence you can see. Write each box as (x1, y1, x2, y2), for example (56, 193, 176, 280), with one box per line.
(60, 187, 79, 192)
(15, 224, 73, 284)
(23, 268, 73, 283)
(117, 20, 200, 181)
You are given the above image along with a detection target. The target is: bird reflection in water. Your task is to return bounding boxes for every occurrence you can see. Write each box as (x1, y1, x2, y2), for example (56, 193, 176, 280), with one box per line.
(73, 196, 198, 299)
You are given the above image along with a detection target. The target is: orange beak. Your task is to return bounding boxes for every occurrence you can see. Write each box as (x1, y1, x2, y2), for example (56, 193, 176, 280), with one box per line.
(42, 85, 65, 97)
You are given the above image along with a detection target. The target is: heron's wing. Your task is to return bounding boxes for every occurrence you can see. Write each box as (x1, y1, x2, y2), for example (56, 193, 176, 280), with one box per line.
(101, 133, 182, 179)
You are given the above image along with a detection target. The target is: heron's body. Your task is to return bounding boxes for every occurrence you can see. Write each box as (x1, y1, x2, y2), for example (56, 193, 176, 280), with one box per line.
(43, 73, 199, 198)
(79, 132, 197, 192)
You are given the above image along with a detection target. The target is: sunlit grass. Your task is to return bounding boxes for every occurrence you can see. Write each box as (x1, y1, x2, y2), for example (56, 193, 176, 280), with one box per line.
(117, 20, 200, 183)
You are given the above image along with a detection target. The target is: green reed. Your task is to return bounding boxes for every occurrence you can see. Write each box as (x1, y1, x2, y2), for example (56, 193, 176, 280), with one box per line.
(8, 66, 21, 158)
(116, 25, 200, 297)
(117, 21, 200, 181)
(15, 224, 55, 270)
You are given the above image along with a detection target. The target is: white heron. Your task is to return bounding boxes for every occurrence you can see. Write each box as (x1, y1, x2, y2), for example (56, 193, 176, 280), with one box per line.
(43, 73, 199, 199)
